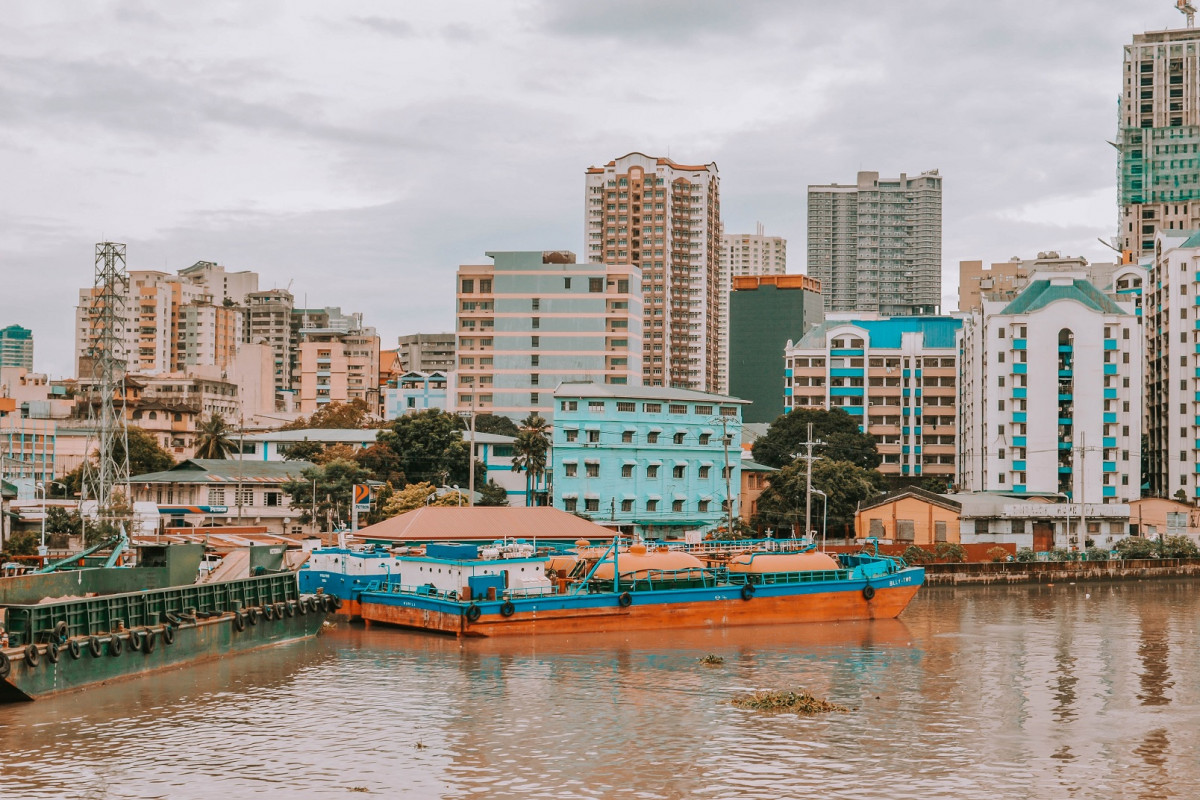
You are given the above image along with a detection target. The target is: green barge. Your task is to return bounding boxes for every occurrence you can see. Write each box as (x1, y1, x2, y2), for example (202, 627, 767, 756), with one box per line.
(0, 543, 330, 702)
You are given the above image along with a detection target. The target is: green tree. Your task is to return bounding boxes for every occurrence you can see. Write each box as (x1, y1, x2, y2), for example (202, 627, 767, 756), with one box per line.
(280, 458, 372, 532)
(511, 413, 550, 507)
(753, 458, 885, 537)
(282, 439, 326, 463)
(6, 530, 39, 557)
(355, 442, 405, 486)
(373, 409, 478, 487)
(64, 425, 175, 493)
(751, 408, 880, 470)
(478, 479, 510, 507)
(1161, 535, 1200, 558)
(44, 506, 83, 537)
(919, 476, 953, 494)
(1114, 536, 1158, 559)
(282, 398, 374, 430)
(193, 413, 235, 459)
(473, 414, 519, 437)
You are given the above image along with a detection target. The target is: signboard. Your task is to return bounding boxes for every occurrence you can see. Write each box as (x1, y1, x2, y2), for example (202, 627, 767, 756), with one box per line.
(1002, 503, 1128, 519)
(353, 484, 371, 513)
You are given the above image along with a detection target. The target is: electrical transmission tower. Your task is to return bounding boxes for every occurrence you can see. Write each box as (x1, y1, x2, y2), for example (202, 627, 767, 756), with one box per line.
(79, 242, 132, 538)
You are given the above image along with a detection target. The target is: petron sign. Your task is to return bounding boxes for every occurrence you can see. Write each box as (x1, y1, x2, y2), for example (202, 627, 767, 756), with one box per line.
(1003, 503, 1129, 519)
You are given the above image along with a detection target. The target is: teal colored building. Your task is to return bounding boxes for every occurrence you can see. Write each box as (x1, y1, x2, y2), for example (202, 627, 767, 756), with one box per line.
(728, 276, 823, 424)
(384, 371, 450, 419)
(0, 325, 33, 370)
(551, 382, 747, 538)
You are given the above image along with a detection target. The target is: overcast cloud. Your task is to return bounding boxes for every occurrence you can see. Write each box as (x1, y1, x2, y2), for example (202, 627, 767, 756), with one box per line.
(0, 1, 1178, 377)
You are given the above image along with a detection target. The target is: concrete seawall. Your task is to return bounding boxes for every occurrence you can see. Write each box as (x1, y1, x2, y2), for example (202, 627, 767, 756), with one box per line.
(923, 558, 1200, 586)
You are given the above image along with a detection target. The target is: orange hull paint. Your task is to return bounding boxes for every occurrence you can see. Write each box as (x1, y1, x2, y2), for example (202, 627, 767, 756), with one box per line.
(360, 584, 921, 638)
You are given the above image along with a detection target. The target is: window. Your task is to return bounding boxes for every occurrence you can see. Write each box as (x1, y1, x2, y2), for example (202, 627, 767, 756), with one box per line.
(647, 464, 659, 478)
(621, 499, 634, 513)
(698, 433, 711, 445)
(695, 405, 713, 416)
(647, 432, 659, 444)
(617, 402, 636, 412)
(461, 279, 474, 293)
(235, 487, 254, 507)
(564, 463, 577, 477)
(646, 499, 658, 512)
(531, 336, 540, 348)
(531, 298, 540, 311)
(673, 432, 685, 445)
(562, 400, 578, 411)
(669, 404, 688, 414)
(644, 403, 662, 413)
(589, 401, 605, 413)
(621, 430, 634, 443)
(564, 497, 578, 512)
(479, 279, 491, 293)
(621, 464, 634, 478)
(564, 277, 572, 289)
(565, 429, 578, 442)
(672, 499, 684, 513)
(532, 317, 540, 329)
(698, 500, 709, 513)
(589, 278, 603, 292)
(264, 491, 281, 507)
(672, 465, 685, 479)
(585, 498, 599, 512)
(587, 430, 600, 443)
(699, 465, 711, 479)
(530, 392, 539, 404)
(208, 487, 226, 504)
(531, 373, 539, 386)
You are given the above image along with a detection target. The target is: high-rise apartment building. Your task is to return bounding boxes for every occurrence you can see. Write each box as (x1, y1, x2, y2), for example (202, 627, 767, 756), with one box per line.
(0, 325, 34, 370)
(729, 275, 823, 424)
(717, 224, 787, 392)
(1145, 230, 1200, 497)
(243, 289, 295, 394)
(396, 333, 456, 373)
(296, 322, 381, 415)
(74, 261, 257, 378)
(585, 153, 721, 391)
(1117, 20, 1200, 257)
(784, 316, 962, 484)
(959, 253, 1123, 313)
(807, 170, 942, 316)
(958, 272, 1142, 506)
(455, 250, 642, 419)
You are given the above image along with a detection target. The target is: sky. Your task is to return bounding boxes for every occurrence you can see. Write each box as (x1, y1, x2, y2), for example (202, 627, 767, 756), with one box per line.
(0, 1, 1185, 378)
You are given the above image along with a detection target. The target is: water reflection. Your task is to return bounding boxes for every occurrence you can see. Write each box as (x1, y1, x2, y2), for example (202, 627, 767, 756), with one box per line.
(2, 582, 1199, 799)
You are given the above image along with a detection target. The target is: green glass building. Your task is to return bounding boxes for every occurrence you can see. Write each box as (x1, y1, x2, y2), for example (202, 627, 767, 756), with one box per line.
(0, 324, 33, 370)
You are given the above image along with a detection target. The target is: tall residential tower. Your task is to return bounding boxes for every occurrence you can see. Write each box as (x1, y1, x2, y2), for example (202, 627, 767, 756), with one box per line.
(717, 223, 787, 392)
(807, 170, 942, 316)
(585, 153, 721, 391)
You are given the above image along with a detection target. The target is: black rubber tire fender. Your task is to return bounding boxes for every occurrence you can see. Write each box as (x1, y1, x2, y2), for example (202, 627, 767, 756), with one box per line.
(284, 601, 296, 618)
(164, 612, 183, 627)
(128, 629, 143, 652)
(142, 629, 156, 653)
(741, 582, 756, 601)
(233, 610, 246, 632)
(618, 591, 633, 608)
(44, 641, 60, 664)
(53, 621, 69, 641)
(464, 604, 482, 622)
(499, 600, 516, 617)
(25, 644, 40, 667)
(263, 604, 275, 621)
(329, 595, 343, 611)
(295, 598, 307, 615)
(247, 607, 259, 626)
(109, 635, 123, 657)
(0, 651, 9, 679)
(67, 639, 82, 660)
(88, 636, 103, 658)
(274, 603, 286, 619)
(862, 585, 876, 601)
(162, 625, 175, 645)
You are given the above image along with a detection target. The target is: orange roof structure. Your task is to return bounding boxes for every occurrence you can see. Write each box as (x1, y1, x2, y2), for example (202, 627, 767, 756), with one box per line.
(356, 506, 618, 542)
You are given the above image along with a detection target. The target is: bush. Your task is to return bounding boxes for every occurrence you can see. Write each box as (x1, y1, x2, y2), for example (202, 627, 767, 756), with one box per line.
(1114, 536, 1158, 560)
(1084, 547, 1109, 562)
(985, 546, 1010, 563)
(935, 542, 966, 563)
(1161, 535, 1200, 558)
(1015, 548, 1037, 563)
(901, 545, 935, 565)
(1046, 547, 1075, 562)
(6, 530, 40, 557)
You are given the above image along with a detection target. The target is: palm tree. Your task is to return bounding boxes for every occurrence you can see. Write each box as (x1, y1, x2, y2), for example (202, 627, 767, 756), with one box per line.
(194, 413, 236, 459)
(511, 413, 550, 507)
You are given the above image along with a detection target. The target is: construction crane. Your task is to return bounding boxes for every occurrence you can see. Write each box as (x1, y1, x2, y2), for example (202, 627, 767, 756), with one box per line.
(1179, 0, 1196, 28)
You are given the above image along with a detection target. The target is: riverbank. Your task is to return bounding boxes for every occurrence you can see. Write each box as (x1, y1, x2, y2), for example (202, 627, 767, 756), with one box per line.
(923, 557, 1200, 585)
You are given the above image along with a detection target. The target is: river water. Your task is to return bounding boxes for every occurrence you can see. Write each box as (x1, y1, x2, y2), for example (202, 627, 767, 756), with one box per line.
(2, 580, 1198, 799)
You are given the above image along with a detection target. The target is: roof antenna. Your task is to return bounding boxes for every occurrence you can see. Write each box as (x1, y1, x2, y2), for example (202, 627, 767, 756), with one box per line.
(1179, 0, 1196, 27)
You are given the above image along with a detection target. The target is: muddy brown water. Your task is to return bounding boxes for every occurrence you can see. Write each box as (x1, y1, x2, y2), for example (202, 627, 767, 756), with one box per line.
(1, 580, 1197, 799)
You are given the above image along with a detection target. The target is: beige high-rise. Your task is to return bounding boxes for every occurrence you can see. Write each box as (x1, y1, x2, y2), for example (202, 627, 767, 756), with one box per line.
(585, 153, 721, 391)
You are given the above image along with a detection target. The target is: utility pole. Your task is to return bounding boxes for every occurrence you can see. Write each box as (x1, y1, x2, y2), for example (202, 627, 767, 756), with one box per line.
(467, 395, 477, 507)
(1077, 430, 1086, 549)
(721, 420, 734, 534)
(236, 411, 245, 524)
(794, 422, 824, 540)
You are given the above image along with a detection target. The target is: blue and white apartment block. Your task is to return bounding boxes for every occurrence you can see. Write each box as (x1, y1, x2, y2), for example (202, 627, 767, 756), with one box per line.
(383, 371, 451, 420)
(551, 382, 746, 538)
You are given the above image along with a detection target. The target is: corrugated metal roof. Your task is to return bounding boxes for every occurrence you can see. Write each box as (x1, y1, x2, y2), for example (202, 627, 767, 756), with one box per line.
(553, 381, 748, 405)
(130, 459, 315, 484)
(1000, 279, 1125, 315)
(357, 506, 619, 542)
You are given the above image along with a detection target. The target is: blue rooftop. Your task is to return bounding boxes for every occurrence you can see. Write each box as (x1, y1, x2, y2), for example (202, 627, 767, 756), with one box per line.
(797, 317, 962, 350)
(1000, 278, 1125, 315)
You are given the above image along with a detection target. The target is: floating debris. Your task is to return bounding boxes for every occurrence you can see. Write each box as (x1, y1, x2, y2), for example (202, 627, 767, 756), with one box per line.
(349, 788, 369, 794)
(700, 654, 725, 666)
(730, 689, 848, 715)
(415, 741, 426, 750)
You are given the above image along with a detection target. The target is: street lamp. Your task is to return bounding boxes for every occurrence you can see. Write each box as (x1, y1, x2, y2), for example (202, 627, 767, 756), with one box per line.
(812, 488, 828, 551)
(35, 480, 67, 557)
